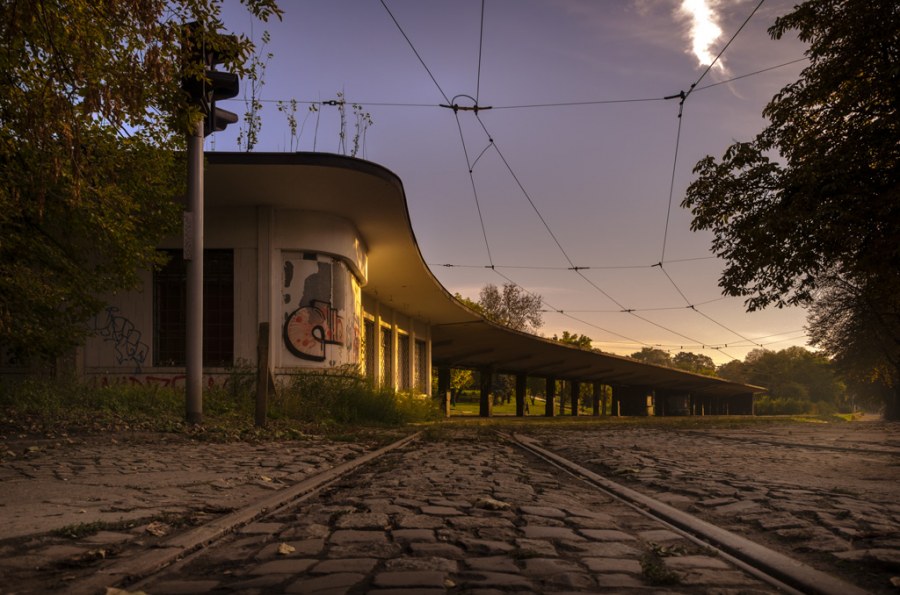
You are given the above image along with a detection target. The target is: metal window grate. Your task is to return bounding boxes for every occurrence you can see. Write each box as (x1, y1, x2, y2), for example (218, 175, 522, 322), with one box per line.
(379, 326, 392, 386)
(364, 319, 375, 380)
(153, 249, 234, 367)
(398, 334, 410, 391)
(414, 339, 427, 393)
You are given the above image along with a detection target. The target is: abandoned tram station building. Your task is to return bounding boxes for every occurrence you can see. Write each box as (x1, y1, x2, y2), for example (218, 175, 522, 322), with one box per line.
(72, 152, 758, 417)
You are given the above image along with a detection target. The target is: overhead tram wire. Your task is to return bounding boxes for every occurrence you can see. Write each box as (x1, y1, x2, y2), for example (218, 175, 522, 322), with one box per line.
(476, 0, 485, 105)
(492, 259, 740, 360)
(379, 0, 452, 105)
(692, 57, 808, 92)
(648, 0, 770, 355)
(489, 268, 650, 348)
(379, 0, 497, 266)
(686, 0, 768, 100)
(658, 92, 686, 264)
(453, 107, 495, 267)
(379, 0, 779, 359)
(250, 54, 804, 114)
(467, 111, 746, 359)
(490, 96, 669, 110)
(660, 0, 767, 263)
(428, 255, 717, 271)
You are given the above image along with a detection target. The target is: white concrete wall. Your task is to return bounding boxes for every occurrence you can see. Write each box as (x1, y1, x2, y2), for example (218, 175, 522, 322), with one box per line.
(83, 269, 154, 373)
(77, 205, 430, 396)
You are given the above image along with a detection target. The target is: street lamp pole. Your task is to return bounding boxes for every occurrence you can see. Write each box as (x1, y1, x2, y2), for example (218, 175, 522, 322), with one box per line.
(185, 119, 204, 425)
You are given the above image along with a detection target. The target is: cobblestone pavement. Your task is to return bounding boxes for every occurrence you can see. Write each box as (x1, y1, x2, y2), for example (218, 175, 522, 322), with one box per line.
(132, 430, 781, 595)
(0, 432, 380, 593)
(530, 421, 900, 593)
(1, 422, 896, 594)
(0, 434, 379, 539)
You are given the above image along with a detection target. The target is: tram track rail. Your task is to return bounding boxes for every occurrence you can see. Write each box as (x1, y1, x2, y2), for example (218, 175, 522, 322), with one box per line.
(504, 431, 870, 595)
(674, 429, 900, 457)
(65, 431, 421, 595)
(57, 426, 880, 594)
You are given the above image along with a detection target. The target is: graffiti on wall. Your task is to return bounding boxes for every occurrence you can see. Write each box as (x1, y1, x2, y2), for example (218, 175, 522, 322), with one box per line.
(92, 307, 149, 372)
(284, 300, 344, 361)
(282, 254, 361, 366)
(91, 374, 224, 388)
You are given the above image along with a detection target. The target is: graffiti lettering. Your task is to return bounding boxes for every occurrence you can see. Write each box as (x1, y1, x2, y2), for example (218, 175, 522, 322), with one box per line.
(283, 300, 345, 361)
(94, 374, 224, 389)
(92, 307, 149, 372)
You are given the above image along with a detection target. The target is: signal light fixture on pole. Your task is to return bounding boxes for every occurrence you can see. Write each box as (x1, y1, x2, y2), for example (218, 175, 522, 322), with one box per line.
(181, 22, 240, 425)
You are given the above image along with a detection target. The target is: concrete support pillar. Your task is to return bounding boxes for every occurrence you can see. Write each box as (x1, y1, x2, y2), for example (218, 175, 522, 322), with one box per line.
(592, 381, 602, 416)
(437, 367, 451, 418)
(611, 385, 620, 417)
(545, 376, 556, 417)
(479, 367, 492, 418)
(570, 380, 579, 416)
(515, 374, 527, 417)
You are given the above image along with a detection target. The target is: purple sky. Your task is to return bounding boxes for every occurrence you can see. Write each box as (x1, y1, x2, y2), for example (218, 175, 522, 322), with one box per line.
(214, 0, 810, 364)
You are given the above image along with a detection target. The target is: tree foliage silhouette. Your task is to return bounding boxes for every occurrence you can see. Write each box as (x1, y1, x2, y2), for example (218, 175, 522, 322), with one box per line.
(682, 0, 900, 418)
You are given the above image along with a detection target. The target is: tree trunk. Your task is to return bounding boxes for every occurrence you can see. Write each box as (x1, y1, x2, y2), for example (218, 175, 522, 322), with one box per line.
(884, 386, 900, 421)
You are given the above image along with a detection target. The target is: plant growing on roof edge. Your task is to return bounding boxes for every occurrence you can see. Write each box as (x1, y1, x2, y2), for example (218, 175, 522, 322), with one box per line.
(237, 29, 272, 152)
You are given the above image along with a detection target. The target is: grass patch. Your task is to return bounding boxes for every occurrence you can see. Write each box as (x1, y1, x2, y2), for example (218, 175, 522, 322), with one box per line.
(0, 373, 862, 443)
(272, 371, 442, 427)
(640, 551, 681, 586)
(0, 371, 440, 441)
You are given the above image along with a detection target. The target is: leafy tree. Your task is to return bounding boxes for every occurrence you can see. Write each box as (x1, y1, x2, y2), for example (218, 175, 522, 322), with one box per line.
(449, 368, 474, 405)
(672, 352, 716, 375)
(454, 292, 485, 316)
(807, 272, 898, 415)
(741, 347, 848, 413)
(431, 366, 474, 406)
(475, 283, 543, 332)
(552, 331, 593, 349)
(716, 359, 746, 383)
(629, 347, 672, 367)
(681, 0, 900, 418)
(0, 0, 281, 361)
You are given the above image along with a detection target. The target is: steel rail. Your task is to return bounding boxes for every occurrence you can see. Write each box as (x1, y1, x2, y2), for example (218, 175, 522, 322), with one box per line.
(66, 431, 421, 595)
(676, 429, 900, 456)
(507, 432, 869, 595)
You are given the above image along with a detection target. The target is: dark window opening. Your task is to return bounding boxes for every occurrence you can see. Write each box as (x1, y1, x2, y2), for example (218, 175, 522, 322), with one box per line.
(380, 326, 392, 386)
(415, 339, 427, 393)
(398, 334, 410, 391)
(364, 319, 376, 380)
(154, 250, 234, 367)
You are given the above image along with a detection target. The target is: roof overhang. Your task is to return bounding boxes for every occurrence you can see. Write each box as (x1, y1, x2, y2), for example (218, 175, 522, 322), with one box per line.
(205, 152, 762, 399)
(206, 152, 481, 326)
(430, 320, 762, 398)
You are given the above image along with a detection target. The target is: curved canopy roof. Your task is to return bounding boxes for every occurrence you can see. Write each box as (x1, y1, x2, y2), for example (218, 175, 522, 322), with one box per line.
(206, 152, 762, 399)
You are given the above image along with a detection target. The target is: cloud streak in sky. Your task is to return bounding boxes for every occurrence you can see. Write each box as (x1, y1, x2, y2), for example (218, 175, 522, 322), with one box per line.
(678, 0, 727, 72)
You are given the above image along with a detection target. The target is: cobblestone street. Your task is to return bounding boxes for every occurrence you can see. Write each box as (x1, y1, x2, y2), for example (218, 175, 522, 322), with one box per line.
(136, 430, 780, 594)
(533, 421, 900, 592)
(0, 421, 897, 594)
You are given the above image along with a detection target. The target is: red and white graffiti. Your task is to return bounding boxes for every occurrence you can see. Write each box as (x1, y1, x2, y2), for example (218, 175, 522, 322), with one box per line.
(283, 300, 345, 361)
